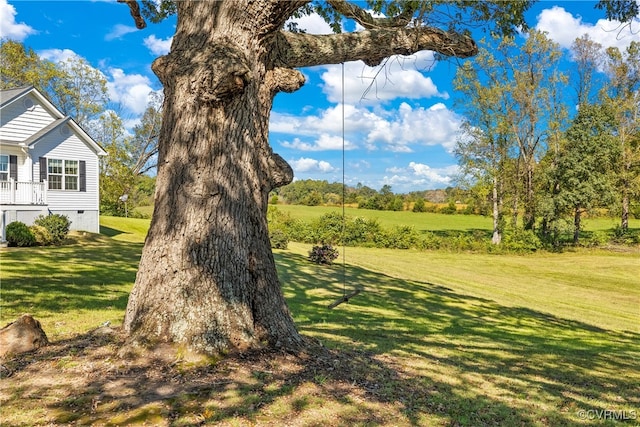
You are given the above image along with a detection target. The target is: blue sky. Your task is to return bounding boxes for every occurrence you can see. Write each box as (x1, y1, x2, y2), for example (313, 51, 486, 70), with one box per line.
(2, 0, 638, 192)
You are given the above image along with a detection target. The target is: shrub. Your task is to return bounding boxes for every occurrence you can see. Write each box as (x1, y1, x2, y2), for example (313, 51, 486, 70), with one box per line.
(309, 244, 339, 265)
(584, 231, 609, 247)
(439, 201, 457, 215)
(29, 225, 52, 246)
(6, 222, 36, 247)
(269, 229, 289, 249)
(344, 217, 382, 247)
(34, 214, 71, 244)
(412, 198, 426, 212)
(385, 225, 419, 249)
(502, 227, 542, 252)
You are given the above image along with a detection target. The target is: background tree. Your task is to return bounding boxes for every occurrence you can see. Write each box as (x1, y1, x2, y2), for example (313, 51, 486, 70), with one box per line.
(603, 42, 640, 232)
(129, 91, 162, 175)
(571, 35, 605, 106)
(95, 95, 162, 216)
(0, 40, 61, 92)
(551, 104, 619, 244)
(49, 57, 109, 129)
(454, 50, 510, 244)
(95, 111, 137, 216)
(498, 30, 567, 230)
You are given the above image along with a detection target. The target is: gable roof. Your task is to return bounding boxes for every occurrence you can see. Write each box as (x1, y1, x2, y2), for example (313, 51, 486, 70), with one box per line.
(0, 86, 33, 108)
(0, 86, 106, 156)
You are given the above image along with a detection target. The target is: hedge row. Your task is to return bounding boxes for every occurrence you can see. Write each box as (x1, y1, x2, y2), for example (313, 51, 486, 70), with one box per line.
(267, 207, 543, 253)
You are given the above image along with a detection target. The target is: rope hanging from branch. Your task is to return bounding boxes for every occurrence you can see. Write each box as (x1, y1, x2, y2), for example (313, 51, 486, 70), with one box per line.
(328, 62, 362, 309)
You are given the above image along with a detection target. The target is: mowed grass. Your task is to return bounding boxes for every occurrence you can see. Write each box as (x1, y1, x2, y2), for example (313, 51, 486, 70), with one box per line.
(273, 204, 640, 234)
(1, 214, 639, 426)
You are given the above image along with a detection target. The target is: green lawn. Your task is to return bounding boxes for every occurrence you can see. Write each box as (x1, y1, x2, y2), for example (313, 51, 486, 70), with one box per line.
(1, 216, 639, 426)
(272, 204, 639, 233)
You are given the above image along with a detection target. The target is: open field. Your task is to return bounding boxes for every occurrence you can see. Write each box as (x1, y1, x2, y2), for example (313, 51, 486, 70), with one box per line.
(274, 204, 640, 234)
(138, 203, 640, 234)
(1, 216, 638, 425)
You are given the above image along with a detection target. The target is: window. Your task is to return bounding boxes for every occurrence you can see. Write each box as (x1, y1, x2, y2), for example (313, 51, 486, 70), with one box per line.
(0, 155, 7, 181)
(48, 159, 78, 191)
(65, 160, 78, 190)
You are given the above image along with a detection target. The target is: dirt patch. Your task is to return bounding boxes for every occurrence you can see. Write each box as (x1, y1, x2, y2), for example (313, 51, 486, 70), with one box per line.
(0, 327, 424, 426)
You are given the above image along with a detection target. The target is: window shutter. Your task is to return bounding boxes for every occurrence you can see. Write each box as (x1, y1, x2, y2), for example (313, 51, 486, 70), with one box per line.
(9, 155, 17, 181)
(79, 160, 86, 192)
(39, 157, 47, 182)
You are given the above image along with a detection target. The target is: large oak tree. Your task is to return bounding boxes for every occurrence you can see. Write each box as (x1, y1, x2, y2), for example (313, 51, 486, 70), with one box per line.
(117, 0, 635, 354)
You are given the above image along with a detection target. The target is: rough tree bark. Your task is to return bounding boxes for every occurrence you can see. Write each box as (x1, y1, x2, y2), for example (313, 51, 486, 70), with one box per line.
(122, 0, 477, 354)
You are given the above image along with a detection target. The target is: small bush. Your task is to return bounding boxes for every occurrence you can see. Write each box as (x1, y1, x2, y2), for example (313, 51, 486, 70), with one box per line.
(269, 229, 289, 249)
(309, 244, 339, 265)
(502, 227, 542, 252)
(584, 231, 609, 247)
(6, 221, 36, 247)
(29, 225, 53, 246)
(438, 201, 457, 215)
(34, 214, 71, 244)
(385, 225, 419, 249)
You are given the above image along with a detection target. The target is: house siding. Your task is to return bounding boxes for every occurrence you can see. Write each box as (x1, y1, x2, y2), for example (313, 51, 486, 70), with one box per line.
(0, 145, 31, 181)
(0, 94, 56, 142)
(31, 125, 100, 212)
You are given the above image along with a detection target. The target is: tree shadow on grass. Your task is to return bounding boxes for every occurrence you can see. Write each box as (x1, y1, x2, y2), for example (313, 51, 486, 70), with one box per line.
(277, 251, 640, 425)
(1, 241, 142, 321)
(1, 248, 638, 426)
(99, 225, 125, 238)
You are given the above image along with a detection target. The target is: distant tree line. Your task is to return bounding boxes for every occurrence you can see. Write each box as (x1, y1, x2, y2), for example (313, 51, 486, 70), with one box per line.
(273, 180, 478, 213)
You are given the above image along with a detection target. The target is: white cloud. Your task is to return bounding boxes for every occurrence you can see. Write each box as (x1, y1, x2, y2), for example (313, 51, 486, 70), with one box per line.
(536, 6, 639, 51)
(366, 102, 462, 152)
(271, 104, 381, 138)
(38, 48, 81, 63)
(105, 24, 138, 41)
(286, 12, 335, 34)
(144, 34, 173, 56)
(321, 52, 444, 105)
(281, 134, 356, 151)
(408, 162, 459, 185)
(0, 0, 36, 41)
(289, 157, 336, 173)
(273, 101, 462, 154)
(379, 162, 458, 191)
(106, 68, 155, 114)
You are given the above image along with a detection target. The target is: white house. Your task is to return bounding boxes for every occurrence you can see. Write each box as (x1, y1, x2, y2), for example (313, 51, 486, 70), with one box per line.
(0, 86, 107, 241)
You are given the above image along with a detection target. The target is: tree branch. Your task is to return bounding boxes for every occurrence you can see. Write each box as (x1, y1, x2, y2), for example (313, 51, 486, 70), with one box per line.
(326, 0, 414, 29)
(274, 25, 477, 68)
(117, 0, 146, 29)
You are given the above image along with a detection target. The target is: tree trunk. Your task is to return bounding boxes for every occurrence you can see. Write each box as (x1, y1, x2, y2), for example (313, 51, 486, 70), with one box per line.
(573, 206, 582, 245)
(621, 192, 629, 232)
(121, 0, 479, 355)
(523, 161, 536, 231)
(123, 1, 305, 353)
(491, 175, 501, 245)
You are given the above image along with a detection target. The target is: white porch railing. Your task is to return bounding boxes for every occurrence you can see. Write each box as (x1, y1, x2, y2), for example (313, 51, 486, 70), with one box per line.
(0, 179, 47, 205)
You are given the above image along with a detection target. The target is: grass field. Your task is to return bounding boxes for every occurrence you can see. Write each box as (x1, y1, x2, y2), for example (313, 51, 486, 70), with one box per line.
(1, 215, 639, 426)
(272, 204, 639, 234)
